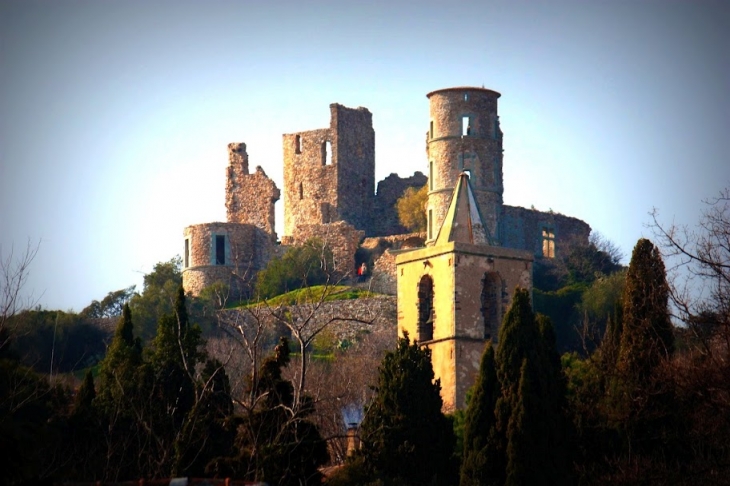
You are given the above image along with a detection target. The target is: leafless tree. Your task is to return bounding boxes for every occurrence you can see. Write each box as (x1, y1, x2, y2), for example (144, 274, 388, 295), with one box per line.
(650, 186, 730, 354)
(0, 239, 40, 350)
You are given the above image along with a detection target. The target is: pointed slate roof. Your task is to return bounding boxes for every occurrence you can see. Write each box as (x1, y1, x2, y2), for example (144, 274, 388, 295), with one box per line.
(435, 172, 490, 246)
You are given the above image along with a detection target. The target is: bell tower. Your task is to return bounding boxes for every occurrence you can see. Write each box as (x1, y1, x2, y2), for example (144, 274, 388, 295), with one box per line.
(425, 87, 504, 246)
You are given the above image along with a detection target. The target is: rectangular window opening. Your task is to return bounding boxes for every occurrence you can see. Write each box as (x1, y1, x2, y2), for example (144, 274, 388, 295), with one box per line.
(429, 161, 434, 190)
(428, 209, 433, 240)
(542, 228, 555, 258)
(322, 140, 332, 165)
(429, 120, 434, 139)
(215, 235, 225, 265)
(184, 238, 189, 268)
(462, 116, 471, 136)
(295, 135, 302, 154)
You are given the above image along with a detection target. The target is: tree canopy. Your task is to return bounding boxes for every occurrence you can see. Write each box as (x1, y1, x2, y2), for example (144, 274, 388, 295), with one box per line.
(396, 184, 428, 232)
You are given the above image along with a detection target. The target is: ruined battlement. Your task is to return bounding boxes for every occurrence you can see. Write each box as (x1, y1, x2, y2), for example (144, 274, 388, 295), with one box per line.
(283, 104, 375, 237)
(225, 143, 280, 240)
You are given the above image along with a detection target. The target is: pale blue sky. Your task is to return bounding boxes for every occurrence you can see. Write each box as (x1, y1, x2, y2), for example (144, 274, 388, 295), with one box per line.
(1, 0, 728, 311)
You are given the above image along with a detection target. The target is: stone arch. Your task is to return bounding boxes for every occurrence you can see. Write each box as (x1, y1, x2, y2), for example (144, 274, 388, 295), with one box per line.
(481, 272, 502, 340)
(417, 275, 434, 341)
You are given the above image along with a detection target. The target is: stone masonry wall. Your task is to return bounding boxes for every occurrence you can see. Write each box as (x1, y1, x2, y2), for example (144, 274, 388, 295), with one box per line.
(226, 143, 280, 240)
(281, 221, 365, 278)
(283, 104, 374, 237)
(426, 88, 503, 244)
(283, 128, 338, 236)
(332, 104, 375, 234)
(361, 233, 426, 295)
(501, 205, 591, 257)
(183, 222, 275, 298)
(371, 171, 427, 236)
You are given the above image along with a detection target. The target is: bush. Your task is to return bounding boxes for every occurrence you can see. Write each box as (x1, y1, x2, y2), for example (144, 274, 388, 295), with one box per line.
(255, 239, 334, 299)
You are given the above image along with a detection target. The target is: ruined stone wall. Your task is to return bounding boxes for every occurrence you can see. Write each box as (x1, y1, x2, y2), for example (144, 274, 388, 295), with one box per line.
(426, 87, 504, 245)
(501, 205, 591, 258)
(332, 104, 375, 233)
(183, 222, 276, 298)
(226, 143, 280, 240)
(283, 104, 374, 237)
(281, 221, 364, 278)
(371, 171, 427, 236)
(361, 233, 426, 295)
(283, 127, 338, 236)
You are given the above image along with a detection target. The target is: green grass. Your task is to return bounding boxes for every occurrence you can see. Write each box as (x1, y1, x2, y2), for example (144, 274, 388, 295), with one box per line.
(233, 285, 380, 309)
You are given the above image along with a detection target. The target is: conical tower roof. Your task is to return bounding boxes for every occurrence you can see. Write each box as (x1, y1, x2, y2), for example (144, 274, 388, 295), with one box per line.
(435, 172, 490, 246)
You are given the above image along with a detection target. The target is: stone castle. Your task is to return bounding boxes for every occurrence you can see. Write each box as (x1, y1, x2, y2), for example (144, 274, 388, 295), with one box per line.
(182, 86, 590, 410)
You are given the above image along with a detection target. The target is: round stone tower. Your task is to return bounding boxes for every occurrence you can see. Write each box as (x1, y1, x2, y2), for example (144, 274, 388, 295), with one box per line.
(425, 87, 504, 245)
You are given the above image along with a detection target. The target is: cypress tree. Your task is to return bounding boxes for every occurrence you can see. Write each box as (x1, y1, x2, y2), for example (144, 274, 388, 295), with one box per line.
(95, 303, 143, 411)
(93, 303, 146, 480)
(460, 343, 501, 486)
(505, 359, 540, 486)
(358, 334, 456, 485)
(615, 238, 677, 459)
(617, 238, 674, 383)
(489, 288, 572, 486)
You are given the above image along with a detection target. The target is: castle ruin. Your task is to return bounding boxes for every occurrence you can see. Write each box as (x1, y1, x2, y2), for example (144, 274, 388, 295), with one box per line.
(182, 86, 591, 410)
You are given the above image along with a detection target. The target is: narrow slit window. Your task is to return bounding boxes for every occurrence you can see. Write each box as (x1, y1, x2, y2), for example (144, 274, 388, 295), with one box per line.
(295, 135, 302, 154)
(481, 273, 500, 340)
(322, 140, 332, 165)
(428, 209, 433, 240)
(429, 120, 434, 139)
(215, 235, 225, 265)
(299, 182, 304, 200)
(542, 227, 555, 258)
(464, 93, 469, 101)
(429, 161, 434, 190)
(184, 238, 189, 268)
(462, 116, 471, 136)
(417, 275, 434, 342)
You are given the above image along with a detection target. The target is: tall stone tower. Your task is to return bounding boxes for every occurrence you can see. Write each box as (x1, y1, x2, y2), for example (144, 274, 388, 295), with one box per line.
(426, 87, 503, 246)
(282, 104, 375, 237)
(396, 173, 532, 412)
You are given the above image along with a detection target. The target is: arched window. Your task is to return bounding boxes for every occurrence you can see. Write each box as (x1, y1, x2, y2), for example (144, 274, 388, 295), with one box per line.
(417, 275, 434, 341)
(481, 272, 501, 340)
